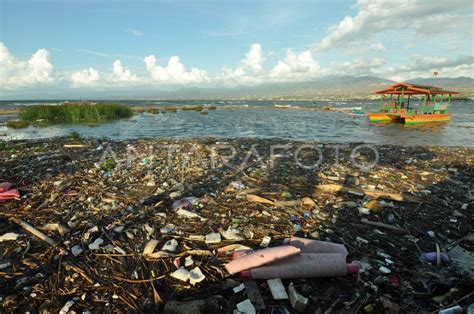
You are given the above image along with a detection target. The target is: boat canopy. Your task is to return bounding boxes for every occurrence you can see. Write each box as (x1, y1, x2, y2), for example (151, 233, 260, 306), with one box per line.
(375, 83, 459, 95)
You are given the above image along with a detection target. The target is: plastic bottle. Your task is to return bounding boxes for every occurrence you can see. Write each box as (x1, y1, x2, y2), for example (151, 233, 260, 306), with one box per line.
(240, 253, 359, 279)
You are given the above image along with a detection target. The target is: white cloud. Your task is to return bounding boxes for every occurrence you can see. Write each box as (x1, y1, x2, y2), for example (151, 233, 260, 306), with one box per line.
(0, 42, 54, 89)
(144, 55, 209, 84)
(384, 55, 474, 81)
(126, 28, 144, 37)
(313, 0, 472, 52)
(241, 43, 264, 72)
(328, 57, 385, 76)
(269, 49, 321, 81)
(70, 67, 101, 87)
(216, 43, 267, 85)
(370, 42, 385, 51)
(109, 60, 138, 82)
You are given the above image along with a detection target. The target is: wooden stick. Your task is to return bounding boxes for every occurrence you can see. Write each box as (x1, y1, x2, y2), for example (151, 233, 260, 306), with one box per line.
(10, 218, 68, 255)
(11, 217, 58, 247)
(360, 218, 406, 233)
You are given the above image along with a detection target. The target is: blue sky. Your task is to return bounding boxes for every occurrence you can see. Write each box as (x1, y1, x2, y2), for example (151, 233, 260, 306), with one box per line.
(0, 0, 473, 98)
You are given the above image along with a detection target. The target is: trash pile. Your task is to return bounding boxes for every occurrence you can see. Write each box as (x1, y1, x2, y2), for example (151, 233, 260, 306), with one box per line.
(0, 137, 473, 313)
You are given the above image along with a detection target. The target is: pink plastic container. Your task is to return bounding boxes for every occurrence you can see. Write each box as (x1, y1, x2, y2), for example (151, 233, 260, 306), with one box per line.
(240, 253, 358, 279)
(225, 246, 301, 275)
(286, 237, 348, 256)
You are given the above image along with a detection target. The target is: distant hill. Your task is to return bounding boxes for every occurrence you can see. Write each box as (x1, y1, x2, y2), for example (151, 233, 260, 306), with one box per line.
(148, 76, 473, 100)
(407, 77, 474, 90)
(2, 76, 472, 101)
(152, 76, 396, 99)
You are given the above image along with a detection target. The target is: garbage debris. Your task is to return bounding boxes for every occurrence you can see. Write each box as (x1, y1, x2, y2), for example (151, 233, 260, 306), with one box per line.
(267, 278, 289, 300)
(225, 246, 301, 275)
(0, 182, 20, 202)
(288, 282, 308, 312)
(0, 232, 19, 242)
(236, 299, 256, 314)
(0, 137, 472, 312)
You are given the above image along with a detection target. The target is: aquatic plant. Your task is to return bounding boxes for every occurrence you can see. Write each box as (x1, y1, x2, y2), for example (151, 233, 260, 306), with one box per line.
(146, 108, 160, 114)
(68, 131, 82, 140)
(18, 102, 133, 124)
(6, 120, 30, 129)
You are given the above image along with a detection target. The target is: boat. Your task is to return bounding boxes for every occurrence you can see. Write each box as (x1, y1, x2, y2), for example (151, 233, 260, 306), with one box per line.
(366, 82, 458, 124)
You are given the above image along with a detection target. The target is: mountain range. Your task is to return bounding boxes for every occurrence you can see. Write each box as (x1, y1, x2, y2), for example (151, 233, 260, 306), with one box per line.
(2, 76, 473, 100)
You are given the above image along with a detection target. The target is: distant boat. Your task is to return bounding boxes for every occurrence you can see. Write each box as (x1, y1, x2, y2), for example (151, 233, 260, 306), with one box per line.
(366, 82, 459, 125)
(275, 104, 292, 108)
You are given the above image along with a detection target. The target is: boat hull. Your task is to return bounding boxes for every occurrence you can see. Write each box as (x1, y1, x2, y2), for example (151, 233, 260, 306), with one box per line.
(401, 113, 451, 125)
(366, 112, 399, 122)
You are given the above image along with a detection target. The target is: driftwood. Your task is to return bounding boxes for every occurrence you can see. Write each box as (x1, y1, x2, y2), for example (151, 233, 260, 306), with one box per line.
(315, 184, 424, 203)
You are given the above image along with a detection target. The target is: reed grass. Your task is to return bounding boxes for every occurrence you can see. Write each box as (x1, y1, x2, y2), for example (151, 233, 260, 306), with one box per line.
(19, 102, 133, 124)
(6, 120, 30, 129)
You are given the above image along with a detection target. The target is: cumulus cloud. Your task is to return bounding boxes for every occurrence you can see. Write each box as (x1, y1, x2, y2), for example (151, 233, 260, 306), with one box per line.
(216, 43, 267, 85)
(313, 0, 472, 52)
(384, 55, 474, 81)
(70, 68, 101, 87)
(269, 49, 320, 81)
(109, 60, 138, 82)
(144, 55, 210, 84)
(0, 42, 54, 89)
(241, 43, 264, 72)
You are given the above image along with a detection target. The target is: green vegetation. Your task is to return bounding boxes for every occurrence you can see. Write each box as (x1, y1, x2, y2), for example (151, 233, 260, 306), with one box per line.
(146, 108, 160, 114)
(18, 102, 133, 125)
(181, 105, 204, 111)
(68, 131, 82, 140)
(164, 107, 178, 113)
(6, 120, 30, 129)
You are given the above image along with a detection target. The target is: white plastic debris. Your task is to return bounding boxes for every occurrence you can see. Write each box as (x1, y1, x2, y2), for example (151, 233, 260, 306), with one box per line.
(0, 262, 11, 270)
(233, 283, 245, 293)
(59, 300, 75, 314)
(379, 266, 391, 274)
(83, 226, 99, 241)
(260, 236, 271, 248)
(356, 236, 369, 244)
(288, 282, 308, 312)
(221, 226, 244, 241)
(189, 267, 206, 285)
(267, 278, 288, 300)
(236, 299, 256, 314)
(176, 208, 206, 221)
(358, 207, 371, 215)
(160, 224, 175, 234)
(88, 238, 104, 250)
(170, 267, 190, 282)
(144, 223, 155, 236)
(0, 232, 19, 242)
(184, 256, 194, 267)
(162, 239, 178, 252)
(427, 231, 435, 238)
(205, 232, 221, 244)
(71, 245, 83, 256)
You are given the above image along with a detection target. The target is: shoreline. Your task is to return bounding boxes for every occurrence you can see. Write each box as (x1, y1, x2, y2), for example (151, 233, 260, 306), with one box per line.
(1, 137, 473, 312)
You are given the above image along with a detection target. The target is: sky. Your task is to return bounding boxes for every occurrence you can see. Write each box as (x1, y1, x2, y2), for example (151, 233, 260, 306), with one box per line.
(0, 0, 473, 98)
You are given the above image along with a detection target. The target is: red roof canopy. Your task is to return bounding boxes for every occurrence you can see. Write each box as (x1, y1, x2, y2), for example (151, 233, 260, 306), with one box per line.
(375, 82, 459, 95)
